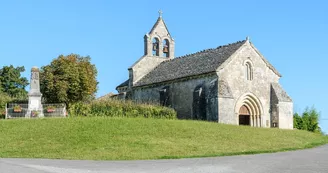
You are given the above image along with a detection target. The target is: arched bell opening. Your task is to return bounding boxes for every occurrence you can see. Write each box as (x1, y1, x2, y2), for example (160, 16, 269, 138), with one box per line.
(163, 39, 170, 58)
(152, 38, 160, 56)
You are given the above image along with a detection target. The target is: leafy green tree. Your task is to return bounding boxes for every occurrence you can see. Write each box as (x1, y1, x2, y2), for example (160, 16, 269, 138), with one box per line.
(40, 54, 98, 107)
(301, 111, 309, 131)
(0, 91, 12, 119)
(0, 65, 28, 99)
(306, 107, 320, 132)
(293, 113, 303, 129)
(293, 107, 321, 133)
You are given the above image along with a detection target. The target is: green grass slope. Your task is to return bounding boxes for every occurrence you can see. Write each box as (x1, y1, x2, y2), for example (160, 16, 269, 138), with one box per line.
(0, 117, 327, 160)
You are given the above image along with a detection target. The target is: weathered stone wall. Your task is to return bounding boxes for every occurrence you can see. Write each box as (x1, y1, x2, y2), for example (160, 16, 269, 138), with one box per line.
(271, 83, 293, 129)
(217, 79, 235, 124)
(217, 41, 280, 127)
(129, 17, 175, 87)
(145, 17, 175, 59)
(270, 85, 279, 127)
(133, 75, 218, 120)
(278, 102, 293, 129)
(129, 56, 167, 85)
(218, 97, 235, 124)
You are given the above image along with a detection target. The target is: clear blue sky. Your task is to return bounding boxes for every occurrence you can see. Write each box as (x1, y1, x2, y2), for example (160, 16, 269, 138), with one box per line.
(0, 1, 327, 132)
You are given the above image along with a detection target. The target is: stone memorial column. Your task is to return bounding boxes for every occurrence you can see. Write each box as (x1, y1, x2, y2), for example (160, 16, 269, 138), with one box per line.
(26, 67, 44, 118)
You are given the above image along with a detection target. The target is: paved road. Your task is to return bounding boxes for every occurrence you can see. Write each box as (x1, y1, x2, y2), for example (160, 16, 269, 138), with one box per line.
(1, 145, 328, 173)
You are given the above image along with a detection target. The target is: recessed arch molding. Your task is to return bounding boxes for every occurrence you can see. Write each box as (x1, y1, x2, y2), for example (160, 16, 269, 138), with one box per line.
(235, 93, 263, 127)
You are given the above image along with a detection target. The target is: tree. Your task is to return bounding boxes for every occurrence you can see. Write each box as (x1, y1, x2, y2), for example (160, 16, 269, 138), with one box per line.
(293, 113, 303, 129)
(293, 107, 321, 133)
(0, 65, 28, 99)
(40, 54, 98, 107)
(306, 107, 320, 132)
(0, 91, 12, 119)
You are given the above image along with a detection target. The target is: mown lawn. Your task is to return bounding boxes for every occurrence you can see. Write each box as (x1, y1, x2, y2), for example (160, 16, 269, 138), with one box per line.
(0, 117, 327, 160)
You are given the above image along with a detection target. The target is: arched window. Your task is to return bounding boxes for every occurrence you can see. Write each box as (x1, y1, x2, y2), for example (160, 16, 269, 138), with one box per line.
(163, 39, 170, 58)
(245, 62, 253, 81)
(152, 38, 159, 56)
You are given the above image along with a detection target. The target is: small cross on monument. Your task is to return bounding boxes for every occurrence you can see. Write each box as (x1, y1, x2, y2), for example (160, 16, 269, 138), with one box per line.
(158, 10, 163, 18)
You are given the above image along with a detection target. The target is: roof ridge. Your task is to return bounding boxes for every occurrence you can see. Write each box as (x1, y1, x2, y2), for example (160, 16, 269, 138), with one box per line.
(164, 40, 246, 62)
(134, 39, 247, 87)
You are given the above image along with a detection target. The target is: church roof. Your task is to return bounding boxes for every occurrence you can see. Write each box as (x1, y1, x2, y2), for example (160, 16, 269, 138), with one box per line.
(135, 40, 247, 87)
(116, 79, 129, 89)
(96, 92, 117, 100)
(271, 83, 292, 102)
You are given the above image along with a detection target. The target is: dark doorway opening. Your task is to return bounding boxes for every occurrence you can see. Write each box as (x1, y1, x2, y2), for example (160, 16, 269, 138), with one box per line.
(239, 105, 250, 126)
(239, 115, 250, 125)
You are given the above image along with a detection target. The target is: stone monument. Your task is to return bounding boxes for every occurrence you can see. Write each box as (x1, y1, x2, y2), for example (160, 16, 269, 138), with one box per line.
(26, 67, 44, 118)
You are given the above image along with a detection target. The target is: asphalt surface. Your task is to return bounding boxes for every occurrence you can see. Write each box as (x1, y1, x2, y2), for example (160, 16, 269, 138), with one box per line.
(1, 145, 328, 173)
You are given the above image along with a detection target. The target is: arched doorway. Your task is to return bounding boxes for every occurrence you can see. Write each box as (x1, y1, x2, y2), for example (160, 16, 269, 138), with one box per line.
(235, 93, 263, 127)
(239, 105, 250, 125)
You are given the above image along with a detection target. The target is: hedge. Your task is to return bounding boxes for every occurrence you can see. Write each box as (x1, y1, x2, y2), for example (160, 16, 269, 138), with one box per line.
(69, 99, 177, 119)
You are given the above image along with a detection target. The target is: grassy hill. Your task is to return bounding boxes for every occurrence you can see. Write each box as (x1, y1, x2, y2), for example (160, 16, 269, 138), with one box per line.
(0, 117, 327, 160)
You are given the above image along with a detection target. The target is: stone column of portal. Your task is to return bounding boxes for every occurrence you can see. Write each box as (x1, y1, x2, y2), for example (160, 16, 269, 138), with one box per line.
(250, 116, 253, 127)
(255, 116, 257, 127)
(26, 67, 44, 118)
(259, 116, 262, 127)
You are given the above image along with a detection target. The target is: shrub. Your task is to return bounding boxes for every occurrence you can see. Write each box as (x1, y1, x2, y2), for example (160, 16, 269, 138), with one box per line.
(69, 102, 91, 117)
(69, 99, 177, 119)
(46, 105, 56, 110)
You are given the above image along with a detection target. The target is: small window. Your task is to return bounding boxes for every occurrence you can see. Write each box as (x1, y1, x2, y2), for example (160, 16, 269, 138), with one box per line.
(245, 62, 253, 81)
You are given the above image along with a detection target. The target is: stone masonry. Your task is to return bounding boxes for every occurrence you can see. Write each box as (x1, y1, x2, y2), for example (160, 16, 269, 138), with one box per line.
(115, 13, 293, 129)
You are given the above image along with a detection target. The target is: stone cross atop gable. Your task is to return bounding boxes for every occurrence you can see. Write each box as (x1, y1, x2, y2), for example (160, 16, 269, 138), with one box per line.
(158, 10, 163, 18)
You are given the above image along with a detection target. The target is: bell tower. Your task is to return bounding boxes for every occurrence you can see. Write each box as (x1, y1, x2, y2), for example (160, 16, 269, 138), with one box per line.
(129, 11, 175, 87)
(144, 10, 175, 59)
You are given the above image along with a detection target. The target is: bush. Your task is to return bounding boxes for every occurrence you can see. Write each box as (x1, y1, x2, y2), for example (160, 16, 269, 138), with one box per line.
(69, 99, 177, 119)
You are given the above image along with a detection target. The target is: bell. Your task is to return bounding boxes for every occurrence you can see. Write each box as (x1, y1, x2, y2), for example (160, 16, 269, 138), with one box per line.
(163, 46, 169, 53)
(152, 43, 158, 51)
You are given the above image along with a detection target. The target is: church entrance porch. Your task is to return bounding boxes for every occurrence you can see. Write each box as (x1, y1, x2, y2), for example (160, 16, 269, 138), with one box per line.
(235, 93, 263, 127)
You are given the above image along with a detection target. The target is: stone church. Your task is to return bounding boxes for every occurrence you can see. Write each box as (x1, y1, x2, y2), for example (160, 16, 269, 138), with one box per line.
(116, 13, 293, 129)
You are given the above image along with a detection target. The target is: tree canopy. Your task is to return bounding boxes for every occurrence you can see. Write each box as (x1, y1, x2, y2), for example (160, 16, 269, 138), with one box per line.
(40, 54, 98, 107)
(294, 107, 321, 133)
(0, 65, 28, 99)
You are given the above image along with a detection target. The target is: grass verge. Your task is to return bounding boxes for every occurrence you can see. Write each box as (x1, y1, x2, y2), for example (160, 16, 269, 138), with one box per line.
(0, 117, 327, 160)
